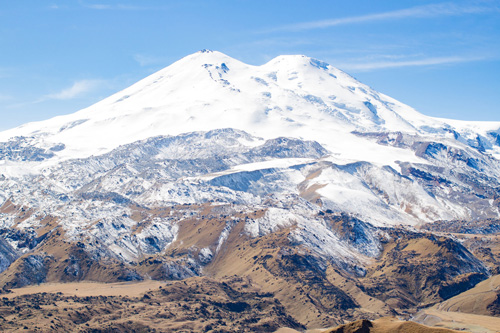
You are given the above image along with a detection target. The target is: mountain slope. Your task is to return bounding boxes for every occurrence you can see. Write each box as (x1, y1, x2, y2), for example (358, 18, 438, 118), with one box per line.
(0, 50, 499, 329)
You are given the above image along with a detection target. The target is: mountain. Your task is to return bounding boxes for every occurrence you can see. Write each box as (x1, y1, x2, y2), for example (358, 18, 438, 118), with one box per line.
(2, 50, 499, 164)
(0, 50, 500, 330)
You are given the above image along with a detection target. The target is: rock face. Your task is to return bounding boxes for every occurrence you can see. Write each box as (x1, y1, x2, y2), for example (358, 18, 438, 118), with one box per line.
(0, 51, 499, 328)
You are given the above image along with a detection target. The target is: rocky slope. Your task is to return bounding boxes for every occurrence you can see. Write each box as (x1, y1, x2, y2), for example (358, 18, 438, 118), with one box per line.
(0, 277, 304, 332)
(0, 51, 499, 329)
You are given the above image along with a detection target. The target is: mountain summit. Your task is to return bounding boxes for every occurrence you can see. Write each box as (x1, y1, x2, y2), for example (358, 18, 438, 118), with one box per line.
(1, 50, 499, 164)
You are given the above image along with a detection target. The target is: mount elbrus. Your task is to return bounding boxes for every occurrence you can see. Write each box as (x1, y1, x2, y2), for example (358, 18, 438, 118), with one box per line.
(1, 50, 500, 331)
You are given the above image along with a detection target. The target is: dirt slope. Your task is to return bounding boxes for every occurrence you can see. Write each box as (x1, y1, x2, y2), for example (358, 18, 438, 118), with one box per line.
(324, 317, 460, 333)
(0, 277, 303, 332)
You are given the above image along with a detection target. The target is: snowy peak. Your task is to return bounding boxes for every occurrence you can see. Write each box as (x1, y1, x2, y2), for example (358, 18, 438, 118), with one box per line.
(182, 49, 243, 64)
(264, 54, 319, 69)
(0, 51, 499, 165)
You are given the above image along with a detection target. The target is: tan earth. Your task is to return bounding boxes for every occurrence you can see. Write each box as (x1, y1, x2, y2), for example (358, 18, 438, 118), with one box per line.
(3, 276, 500, 332)
(324, 317, 461, 333)
(413, 274, 500, 333)
(0, 276, 303, 332)
(5, 280, 167, 298)
(416, 310, 500, 333)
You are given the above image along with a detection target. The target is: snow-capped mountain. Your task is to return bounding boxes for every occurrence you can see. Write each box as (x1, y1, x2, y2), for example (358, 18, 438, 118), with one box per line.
(0, 50, 499, 326)
(1, 50, 499, 224)
(1, 50, 499, 166)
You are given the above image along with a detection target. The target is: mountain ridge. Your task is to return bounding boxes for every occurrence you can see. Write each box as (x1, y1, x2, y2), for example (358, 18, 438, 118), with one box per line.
(1, 50, 499, 167)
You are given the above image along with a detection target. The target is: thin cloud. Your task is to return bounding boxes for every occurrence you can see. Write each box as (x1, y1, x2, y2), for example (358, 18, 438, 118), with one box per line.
(84, 4, 143, 10)
(338, 55, 488, 71)
(85, 4, 111, 10)
(43, 80, 104, 100)
(233, 37, 315, 50)
(6, 79, 114, 110)
(6, 80, 101, 108)
(268, 2, 498, 32)
(79, 1, 170, 11)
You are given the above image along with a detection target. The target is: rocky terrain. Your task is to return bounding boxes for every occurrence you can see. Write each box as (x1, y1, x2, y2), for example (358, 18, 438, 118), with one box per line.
(0, 203, 497, 330)
(0, 51, 499, 331)
(0, 277, 303, 332)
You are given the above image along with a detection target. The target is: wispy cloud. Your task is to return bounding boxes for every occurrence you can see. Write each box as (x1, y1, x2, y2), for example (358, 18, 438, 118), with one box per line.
(6, 79, 107, 110)
(5, 77, 119, 111)
(42, 79, 104, 101)
(338, 55, 489, 71)
(78, 1, 170, 11)
(268, 2, 499, 32)
(84, 4, 136, 10)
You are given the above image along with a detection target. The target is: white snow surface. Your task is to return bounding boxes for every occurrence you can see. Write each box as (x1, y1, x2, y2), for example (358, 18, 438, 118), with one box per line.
(1, 50, 498, 172)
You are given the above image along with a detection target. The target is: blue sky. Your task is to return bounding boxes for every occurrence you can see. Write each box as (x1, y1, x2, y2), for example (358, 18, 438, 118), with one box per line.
(0, 0, 499, 130)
